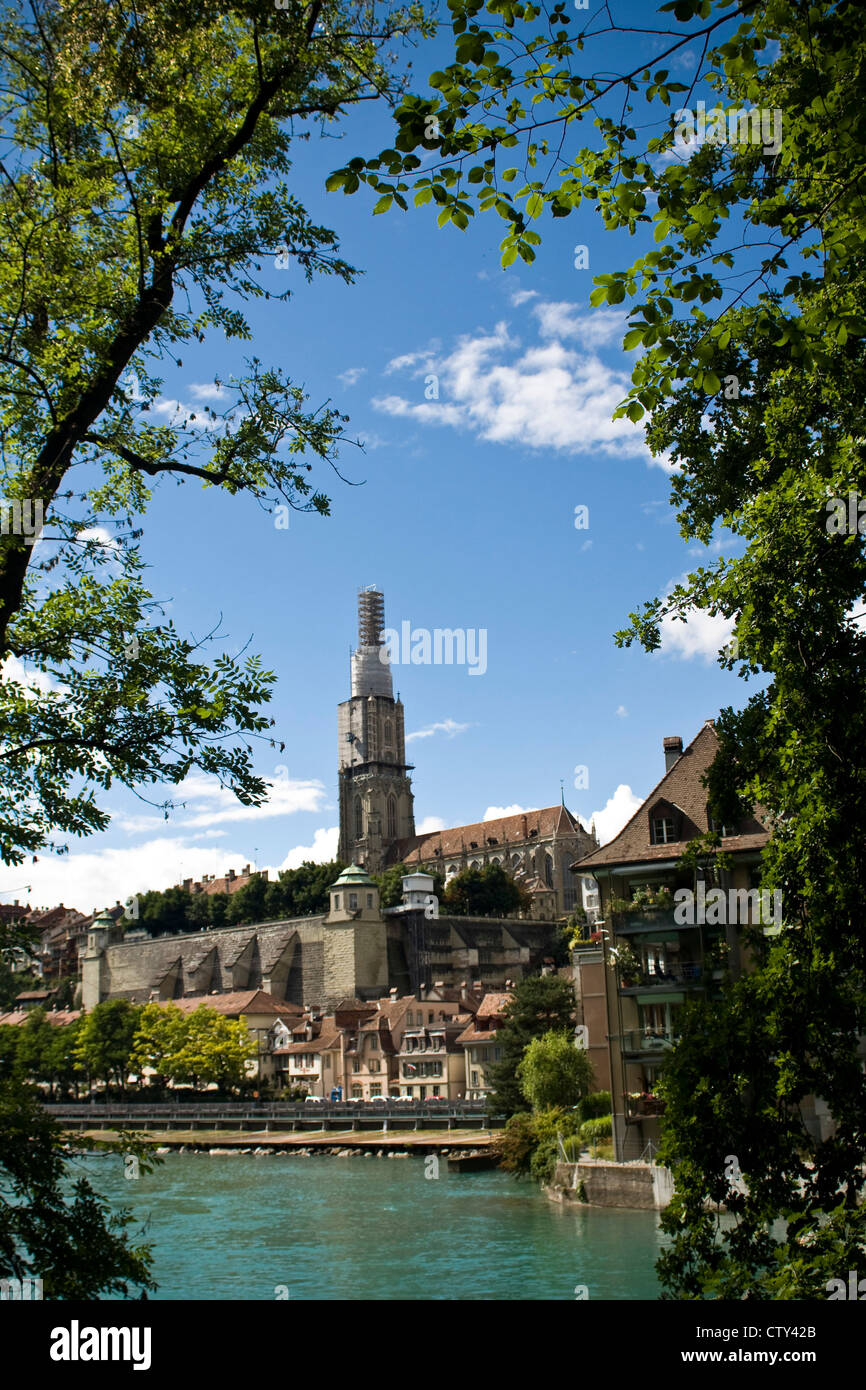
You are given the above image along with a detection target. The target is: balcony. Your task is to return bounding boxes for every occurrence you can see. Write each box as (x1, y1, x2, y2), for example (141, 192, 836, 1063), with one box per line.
(610, 907, 681, 935)
(625, 1093, 666, 1121)
(619, 962, 704, 993)
(612, 1028, 679, 1058)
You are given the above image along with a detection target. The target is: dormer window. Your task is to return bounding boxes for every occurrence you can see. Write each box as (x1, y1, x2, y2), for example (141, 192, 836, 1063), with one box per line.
(708, 808, 736, 837)
(651, 817, 676, 844)
(649, 798, 680, 845)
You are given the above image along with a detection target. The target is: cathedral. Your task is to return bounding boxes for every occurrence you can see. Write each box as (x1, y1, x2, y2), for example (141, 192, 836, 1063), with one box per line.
(337, 588, 597, 916)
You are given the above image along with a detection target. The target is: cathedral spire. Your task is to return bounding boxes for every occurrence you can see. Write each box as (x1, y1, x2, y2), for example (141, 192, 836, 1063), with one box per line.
(350, 585, 393, 699)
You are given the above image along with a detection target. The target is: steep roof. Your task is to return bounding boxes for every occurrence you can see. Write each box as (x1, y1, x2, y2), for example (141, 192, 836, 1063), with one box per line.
(158, 990, 302, 1018)
(395, 804, 593, 864)
(573, 722, 769, 871)
(476, 992, 512, 1018)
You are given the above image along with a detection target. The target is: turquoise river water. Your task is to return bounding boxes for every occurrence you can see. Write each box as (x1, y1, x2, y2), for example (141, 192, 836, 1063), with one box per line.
(78, 1152, 666, 1300)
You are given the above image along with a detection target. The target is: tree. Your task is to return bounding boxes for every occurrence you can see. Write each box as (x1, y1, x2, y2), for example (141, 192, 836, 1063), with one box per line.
(332, 0, 866, 1295)
(517, 1029, 594, 1113)
(487, 973, 576, 1116)
(441, 862, 530, 917)
(374, 860, 444, 908)
(0, 0, 433, 867)
(130, 1001, 188, 1090)
(495, 1105, 581, 1186)
(74, 999, 141, 1092)
(0, 1079, 156, 1298)
(169, 1005, 258, 1093)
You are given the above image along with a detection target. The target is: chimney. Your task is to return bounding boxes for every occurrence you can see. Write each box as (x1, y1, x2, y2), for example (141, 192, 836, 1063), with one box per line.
(226, 868, 236, 882)
(663, 735, 683, 773)
(242, 864, 250, 877)
(183, 878, 192, 891)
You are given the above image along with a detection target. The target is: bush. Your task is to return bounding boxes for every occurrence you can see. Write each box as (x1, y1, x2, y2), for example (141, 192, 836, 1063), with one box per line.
(494, 1106, 581, 1184)
(579, 1115, 613, 1144)
(578, 1090, 611, 1122)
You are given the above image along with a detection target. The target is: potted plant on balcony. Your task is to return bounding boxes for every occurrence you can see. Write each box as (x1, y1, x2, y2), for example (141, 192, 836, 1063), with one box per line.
(609, 942, 641, 986)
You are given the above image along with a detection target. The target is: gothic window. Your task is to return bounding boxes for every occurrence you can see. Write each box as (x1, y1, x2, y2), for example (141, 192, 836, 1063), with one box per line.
(545, 854, 554, 888)
(470, 859, 481, 871)
(511, 853, 522, 870)
(387, 796, 397, 839)
(383, 719, 393, 748)
(354, 796, 363, 839)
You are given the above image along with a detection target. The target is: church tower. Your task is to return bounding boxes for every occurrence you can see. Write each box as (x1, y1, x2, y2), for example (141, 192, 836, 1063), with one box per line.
(337, 588, 415, 873)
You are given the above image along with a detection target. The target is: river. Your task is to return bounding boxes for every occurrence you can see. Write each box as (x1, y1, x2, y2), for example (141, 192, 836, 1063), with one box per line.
(78, 1152, 666, 1300)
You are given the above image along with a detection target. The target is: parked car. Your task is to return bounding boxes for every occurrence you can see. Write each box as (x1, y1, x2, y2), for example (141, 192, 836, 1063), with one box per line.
(304, 1095, 324, 1103)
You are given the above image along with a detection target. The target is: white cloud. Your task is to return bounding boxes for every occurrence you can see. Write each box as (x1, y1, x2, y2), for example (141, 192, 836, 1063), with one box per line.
(483, 804, 528, 820)
(151, 398, 220, 432)
(113, 773, 327, 835)
(532, 302, 628, 347)
(338, 367, 367, 387)
(510, 288, 538, 306)
(374, 314, 673, 469)
(0, 838, 253, 915)
(1, 655, 55, 698)
(659, 606, 735, 663)
(188, 382, 228, 402)
(417, 815, 446, 833)
(384, 347, 438, 376)
(616, 705, 628, 718)
(406, 718, 471, 744)
(579, 784, 643, 845)
(77, 525, 120, 554)
(278, 826, 339, 870)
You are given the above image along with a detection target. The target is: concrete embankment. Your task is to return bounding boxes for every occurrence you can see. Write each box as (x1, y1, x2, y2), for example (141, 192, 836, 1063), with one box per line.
(547, 1158, 674, 1210)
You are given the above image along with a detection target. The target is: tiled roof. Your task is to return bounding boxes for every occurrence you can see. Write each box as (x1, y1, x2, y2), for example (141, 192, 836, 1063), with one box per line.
(159, 990, 302, 1017)
(0, 1008, 81, 1026)
(476, 992, 512, 1018)
(573, 722, 770, 871)
(395, 804, 592, 864)
(456, 1021, 501, 1045)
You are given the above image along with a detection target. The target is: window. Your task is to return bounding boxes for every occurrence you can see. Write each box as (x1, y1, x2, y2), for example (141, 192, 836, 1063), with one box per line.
(471, 1070, 478, 1087)
(354, 797, 363, 839)
(351, 1085, 362, 1098)
(387, 796, 397, 838)
(348, 892, 358, 910)
(383, 719, 393, 747)
(369, 1059, 380, 1072)
(352, 1059, 360, 1073)
(433, 1062, 442, 1077)
(494, 1047, 501, 1061)
(428, 1011, 434, 1023)
(652, 816, 676, 844)
(323, 1055, 330, 1069)
(369, 1035, 378, 1050)
(370, 1085, 382, 1098)
(366, 893, 373, 908)
(545, 854, 554, 888)
(334, 894, 341, 909)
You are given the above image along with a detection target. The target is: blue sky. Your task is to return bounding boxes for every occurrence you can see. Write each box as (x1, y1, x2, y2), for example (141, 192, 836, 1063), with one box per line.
(0, 4, 760, 915)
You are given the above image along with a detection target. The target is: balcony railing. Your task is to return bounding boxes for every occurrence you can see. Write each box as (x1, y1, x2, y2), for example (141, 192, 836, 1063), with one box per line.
(612, 1028, 679, 1056)
(626, 1094, 666, 1120)
(619, 962, 704, 990)
(610, 907, 682, 934)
